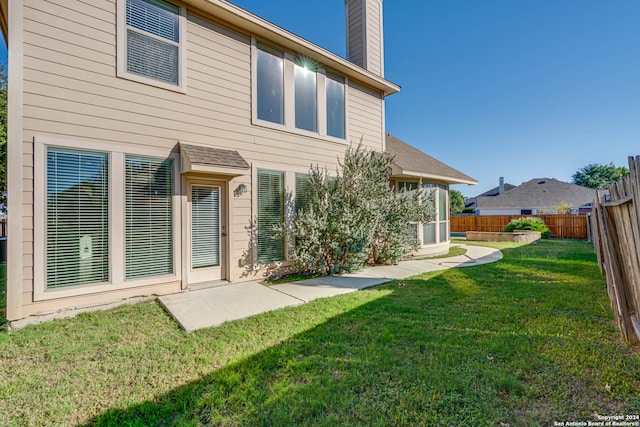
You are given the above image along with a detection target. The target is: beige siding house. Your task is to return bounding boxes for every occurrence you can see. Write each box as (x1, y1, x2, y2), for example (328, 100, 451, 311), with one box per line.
(2, 0, 474, 325)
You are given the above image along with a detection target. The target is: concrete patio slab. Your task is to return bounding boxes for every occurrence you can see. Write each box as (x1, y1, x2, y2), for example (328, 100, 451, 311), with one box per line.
(271, 276, 388, 302)
(160, 244, 503, 332)
(158, 281, 303, 332)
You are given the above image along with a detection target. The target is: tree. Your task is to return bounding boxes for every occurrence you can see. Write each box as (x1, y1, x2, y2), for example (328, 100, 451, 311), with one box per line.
(279, 143, 435, 275)
(554, 200, 572, 215)
(572, 163, 629, 190)
(449, 189, 465, 214)
(0, 64, 6, 212)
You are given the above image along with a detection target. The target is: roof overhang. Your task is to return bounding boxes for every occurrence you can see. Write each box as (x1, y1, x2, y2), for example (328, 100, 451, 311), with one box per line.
(391, 165, 478, 185)
(185, 0, 400, 96)
(180, 143, 250, 176)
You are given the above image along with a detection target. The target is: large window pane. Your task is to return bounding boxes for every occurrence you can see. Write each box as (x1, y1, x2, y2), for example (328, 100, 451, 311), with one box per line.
(126, 0, 179, 42)
(125, 156, 173, 279)
(439, 221, 449, 243)
(294, 64, 317, 132)
(46, 148, 109, 288)
(439, 185, 448, 221)
(423, 222, 436, 244)
(326, 74, 345, 138)
(399, 181, 418, 191)
(126, 0, 180, 85)
(127, 30, 179, 84)
(257, 170, 284, 263)
(257, 44, 284, 124)
(295, 173, 312, 213)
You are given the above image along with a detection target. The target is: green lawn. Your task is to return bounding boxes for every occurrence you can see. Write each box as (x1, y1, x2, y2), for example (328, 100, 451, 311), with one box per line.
(1, 240, 639, 426)
(0, 264, 6, 329)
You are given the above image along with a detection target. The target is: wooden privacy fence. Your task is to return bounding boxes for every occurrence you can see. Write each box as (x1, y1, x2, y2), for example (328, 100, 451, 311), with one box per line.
(451, 214, 588, 239)
(591, 156, 640, 344)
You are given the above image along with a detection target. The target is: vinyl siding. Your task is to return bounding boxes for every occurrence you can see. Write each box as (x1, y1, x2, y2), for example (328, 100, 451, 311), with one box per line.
(17, 0, 386, 316)
(365, 0, 383, 76)
(346, 0, 383, 76)
(347, 0, 364, 68)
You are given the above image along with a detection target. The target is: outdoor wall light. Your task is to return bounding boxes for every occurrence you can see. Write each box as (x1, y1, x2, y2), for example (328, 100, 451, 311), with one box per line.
(236, 184, 248, 195)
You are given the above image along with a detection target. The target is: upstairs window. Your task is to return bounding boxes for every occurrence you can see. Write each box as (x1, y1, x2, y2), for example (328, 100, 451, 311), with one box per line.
(294, 63, 317, 132)
(256, 43, 284, 124)
(326, 73, 345, 139)
(253, 39, 347, 140)
(118, 0, 185, 91)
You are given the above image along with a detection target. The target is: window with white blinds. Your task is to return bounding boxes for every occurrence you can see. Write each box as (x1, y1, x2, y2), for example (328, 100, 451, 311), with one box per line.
(191, 186, 220, 269)
(295, 173, 312, 214)
(125, 0, 181, 85)
(125, 156, 173, 279)
(257, 170, 285, 263)
(46, 148, 109, 288)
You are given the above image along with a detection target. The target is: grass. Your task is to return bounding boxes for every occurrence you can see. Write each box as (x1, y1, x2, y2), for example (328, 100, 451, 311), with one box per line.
(0, 264, 6, 329)
(1, 240, 639, 426)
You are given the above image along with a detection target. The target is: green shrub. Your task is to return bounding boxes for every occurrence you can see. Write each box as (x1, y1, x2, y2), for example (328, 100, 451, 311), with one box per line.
(277, 143, 435, 275)
(504, 217, 551, 239)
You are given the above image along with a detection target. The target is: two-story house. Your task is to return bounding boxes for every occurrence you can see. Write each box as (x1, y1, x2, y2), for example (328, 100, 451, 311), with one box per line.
(1, 0, 474, 325)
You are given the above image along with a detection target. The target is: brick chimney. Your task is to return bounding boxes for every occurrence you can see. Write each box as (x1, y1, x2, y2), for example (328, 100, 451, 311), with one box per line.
(345, 0, 384, 77)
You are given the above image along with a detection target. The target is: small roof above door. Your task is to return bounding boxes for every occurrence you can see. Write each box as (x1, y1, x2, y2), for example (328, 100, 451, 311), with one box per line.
(180, 143, 250, 176)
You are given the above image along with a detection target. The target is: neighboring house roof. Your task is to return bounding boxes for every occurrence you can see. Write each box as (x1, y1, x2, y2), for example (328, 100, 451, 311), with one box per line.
(474, 183, 517, 198)
(385, 134, 477, 185)
(182, 0, 399, 96)
(465, 183, 517, 208)
(476, 178, 597, 210)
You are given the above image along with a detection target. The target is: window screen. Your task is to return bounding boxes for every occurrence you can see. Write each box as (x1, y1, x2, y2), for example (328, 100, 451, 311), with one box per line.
(46, 148, 109, 288)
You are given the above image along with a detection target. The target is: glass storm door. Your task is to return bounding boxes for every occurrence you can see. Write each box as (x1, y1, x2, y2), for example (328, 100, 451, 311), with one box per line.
(189, 184, 224, 283)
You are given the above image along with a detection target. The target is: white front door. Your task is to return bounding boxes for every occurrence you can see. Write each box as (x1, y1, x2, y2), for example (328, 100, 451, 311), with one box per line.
(188, 183, 225, 284)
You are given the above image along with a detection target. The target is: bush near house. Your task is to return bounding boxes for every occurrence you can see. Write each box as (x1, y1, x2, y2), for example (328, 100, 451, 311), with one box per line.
(504, 217, 551, 239)
(278, 144, 435, 275)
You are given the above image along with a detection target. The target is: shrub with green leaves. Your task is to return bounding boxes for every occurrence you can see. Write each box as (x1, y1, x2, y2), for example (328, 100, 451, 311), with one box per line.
(504, 217, 551, 238)
(278, 143, 435, 275)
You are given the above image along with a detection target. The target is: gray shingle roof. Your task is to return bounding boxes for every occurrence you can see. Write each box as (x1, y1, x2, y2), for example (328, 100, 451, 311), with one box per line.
(180, 143, 250, 169)
(477, 178, 597, 209)
(385, 134, 477, 185)
(475, 183, 517, 198)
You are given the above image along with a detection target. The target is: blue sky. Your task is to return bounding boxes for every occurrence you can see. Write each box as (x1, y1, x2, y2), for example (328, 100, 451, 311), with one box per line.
(231, 0, 640, 196)
(2, 1, 638, 196)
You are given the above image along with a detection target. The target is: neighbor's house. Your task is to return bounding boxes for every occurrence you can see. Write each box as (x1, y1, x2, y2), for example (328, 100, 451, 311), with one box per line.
(475, 178, 596, 216)
(465, 177, 515, 211)
(1, 0, 474, 324)
(386, 134, 477, 254)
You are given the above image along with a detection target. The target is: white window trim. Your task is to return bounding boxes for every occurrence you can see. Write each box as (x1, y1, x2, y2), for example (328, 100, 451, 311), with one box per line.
(116, 0, 188, 93)
(33, 136, 182, 301)
(250, 38, 349, 144)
